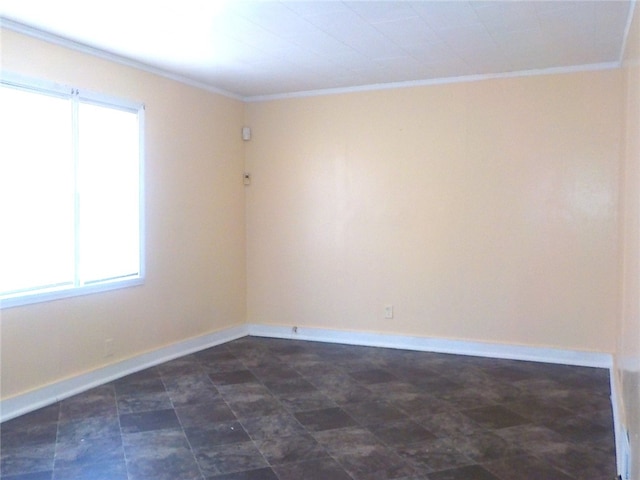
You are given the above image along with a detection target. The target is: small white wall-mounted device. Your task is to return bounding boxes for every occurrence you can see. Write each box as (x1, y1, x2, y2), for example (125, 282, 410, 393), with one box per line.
(242, 126, 251, 141)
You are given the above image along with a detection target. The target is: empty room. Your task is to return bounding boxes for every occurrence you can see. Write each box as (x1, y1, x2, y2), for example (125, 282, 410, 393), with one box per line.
(0, 1, 638, 479)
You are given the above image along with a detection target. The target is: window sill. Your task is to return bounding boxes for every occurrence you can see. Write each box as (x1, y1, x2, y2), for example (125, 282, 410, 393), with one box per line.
(0, 277, 144, 309)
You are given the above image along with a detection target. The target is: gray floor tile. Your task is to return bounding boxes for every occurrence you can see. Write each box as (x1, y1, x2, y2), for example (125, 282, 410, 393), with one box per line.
(1, 473, 53, 480)
(460, 405, 529, 429)
(53, 434, 124, 469)
(448, 430, 524, 463)
(343, 399, 408, 426)
(184, 420, 251, 448)
(348, 368, 398, 384)
(273, 457, 353, 480)
(239, 413, 306, 440)
(536, 441, 617, 479)
(224, 397, 286, 419)
(395, 438, 473, 474)
(414, 411, 485, 438)
(52, 460, 128, 480)
(387, 392, 452, 417)
(541, 411, 616, 449)
(162, 373, 219, 407)
(369, 419, 437, 447)
(0, 336, 617, 480)
(366, 381, 421, 398)
(427, 464, 500, 480)
(0, 444, 56, 477)
(155, 356, 204, 378)
(59, 386, 117, 421)
(116, 392, 173, 415)
(276, 390, 338, 413)
(119, 409, 181, 434)
(56, 415, 120, 444)
(431, 386, 503, 410)
(216, 383, 272, 402)
(492, 424, 571, 457)
(122, 429, 201, 480)
(501, 396, 575, 423)
(255, 433, 328, 465)
(194, 441, 267, 476)
(294, 407, 358, 432)
(0, 421, 58, 450)
(313, 426, 384, 456)
(334, 444, 417, 480)
(482, 454, 574, 480)
(205, 467, 278, 480)
(1, 406, 59, 449)
(320, 383, 376, 404)
(175, 401, 237, 427)
(209, 370, 260, 387)
(114, 378, 165, 397)
(262, 377, 317, 396)
(250, 365, 303, 382)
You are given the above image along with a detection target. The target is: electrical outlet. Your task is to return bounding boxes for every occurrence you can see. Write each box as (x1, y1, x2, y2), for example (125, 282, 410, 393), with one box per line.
(104, 338, 114, 358)
(384, 305, 394, 319)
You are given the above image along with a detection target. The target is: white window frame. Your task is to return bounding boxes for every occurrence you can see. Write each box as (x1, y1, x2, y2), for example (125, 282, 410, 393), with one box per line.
(0, 72, 145, 309)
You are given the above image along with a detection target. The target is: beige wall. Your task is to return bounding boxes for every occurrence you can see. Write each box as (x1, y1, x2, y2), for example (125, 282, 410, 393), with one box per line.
(0, 23, 630, 419)
(0, 30, 247, 400)
(619, 5, 640, 476)
(245, 70, 622, 353)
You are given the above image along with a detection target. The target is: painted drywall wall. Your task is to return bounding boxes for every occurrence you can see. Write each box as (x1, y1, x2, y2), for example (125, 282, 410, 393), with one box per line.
(618, 4, 640, 477)
(0, 22, 628, 415)
(0, 30, 247, 400)
(245, 70, 622, 354)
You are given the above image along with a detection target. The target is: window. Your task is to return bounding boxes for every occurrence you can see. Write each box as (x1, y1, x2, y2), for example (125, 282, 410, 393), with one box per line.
(0, 74, 144, 308)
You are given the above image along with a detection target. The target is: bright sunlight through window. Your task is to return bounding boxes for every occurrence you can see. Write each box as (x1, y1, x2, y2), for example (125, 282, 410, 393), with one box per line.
(0, 76, 144, 307)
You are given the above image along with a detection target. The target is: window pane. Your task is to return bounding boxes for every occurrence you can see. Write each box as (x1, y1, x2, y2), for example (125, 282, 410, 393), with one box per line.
(0, 86, 75, 295)
(77, 102, 140, 283)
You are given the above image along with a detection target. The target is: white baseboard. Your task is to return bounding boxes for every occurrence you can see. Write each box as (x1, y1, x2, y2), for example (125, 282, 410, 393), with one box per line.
(251, 324, 621, 475)
(0, 324, 248, 423)
(610, 367, 634, 479)
(247, 324, 613, 368)
(250, 325, 622, 473)
(1, 323, 615, 426)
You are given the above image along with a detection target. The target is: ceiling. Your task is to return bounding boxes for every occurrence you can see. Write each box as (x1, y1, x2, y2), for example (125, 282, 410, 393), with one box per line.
(0, 1, 635, 100)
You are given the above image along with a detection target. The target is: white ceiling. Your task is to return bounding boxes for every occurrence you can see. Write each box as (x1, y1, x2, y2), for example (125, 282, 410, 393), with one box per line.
(0, 1, 635, 100)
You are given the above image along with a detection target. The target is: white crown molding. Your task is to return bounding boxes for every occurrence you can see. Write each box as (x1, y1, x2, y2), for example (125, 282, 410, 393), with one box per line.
(1, 17, 625, 104)
(245, 62, 621, 103)
(0, 17, 243, 101)
(0, 324, 248, 423)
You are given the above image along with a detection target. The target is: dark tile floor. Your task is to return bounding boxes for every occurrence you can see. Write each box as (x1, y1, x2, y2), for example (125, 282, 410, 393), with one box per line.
(0, 336, 617, 480)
